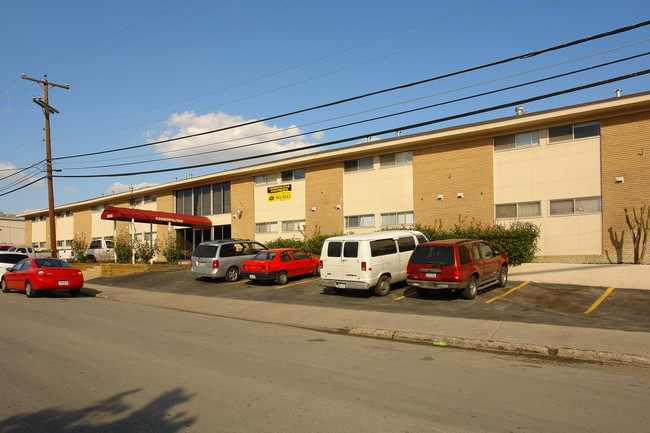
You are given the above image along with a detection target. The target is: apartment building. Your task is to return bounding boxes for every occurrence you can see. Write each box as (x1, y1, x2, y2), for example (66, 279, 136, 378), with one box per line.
(20, 91, 650, 263)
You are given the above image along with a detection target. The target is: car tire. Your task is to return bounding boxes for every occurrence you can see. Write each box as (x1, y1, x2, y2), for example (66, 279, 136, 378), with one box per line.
(224, 266, 240, 282)
(70, 289, 81, 297)
(462, 276, 477, 300)
(416, 287, 429, 297)
(1, 278, 9, 293)
(25, 281, 36, 298)
(497, 265, 508, 288)
(276, 271, 289, 285)
(87, 255, 97, 263)
(373, 275, 390, 296)
(313, 265, 320, 277)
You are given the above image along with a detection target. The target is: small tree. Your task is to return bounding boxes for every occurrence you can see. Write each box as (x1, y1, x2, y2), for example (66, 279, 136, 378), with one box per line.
(114, 231, 134, 264)
(160, 233, 182, 265)
(71, 232, 88, 263)
(625, 206, 649, 264)
(136, 239, 158, 263)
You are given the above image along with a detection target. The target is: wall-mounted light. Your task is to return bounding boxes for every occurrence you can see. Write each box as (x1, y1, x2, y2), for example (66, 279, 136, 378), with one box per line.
(437, 194, 443, 201)
(311, 207, 317, 212)
(335, 204, 341, 210)
(615, 176, 624, 184)
(457, 192, 464, 199)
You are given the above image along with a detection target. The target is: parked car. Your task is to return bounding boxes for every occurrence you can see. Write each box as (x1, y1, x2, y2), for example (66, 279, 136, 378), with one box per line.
(406, 239, 508, 300)
(86, 239, 114, 262)
(190, 239, 268, 282)
(0, 253, 29, 276)
(241, 248, 320, 284)
(0, 245, 12, 251)
(58, 249, 75, 262)
(8, 246, 37, 257)
(1, 257, 84, 298)
(318, 230, 428, 296)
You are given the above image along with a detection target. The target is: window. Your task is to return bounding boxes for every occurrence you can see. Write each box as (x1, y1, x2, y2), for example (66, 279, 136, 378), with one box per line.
(255, 222, 278, 233)
(282, 220, 305, 232)
(129, 197, 143, 207)
(193, 185, 211, 216)
(494, 130, 540, 151)
(254, 174, 277, 185)
(327, 242, 342, 257)
(343, 242, 358, 258)
(397, 236, 416, 252)
(212, 182, 231, 215)
(379, 151, 412, 168)
(344, 157, 374, 173)
(144, 195, 157, 203)
(370, 239, 397, 257)
(291, 250, 309, 260)
(549, 121, 600, 143)
(381, 211, 414, 226)
(345, 214, 375, 228)
(495, 201, 541, 219)
(550, 196, 601, 215)
(281, 169, 305, 182)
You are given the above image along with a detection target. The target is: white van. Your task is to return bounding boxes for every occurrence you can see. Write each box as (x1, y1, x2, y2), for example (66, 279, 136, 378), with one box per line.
(318, 230, 428, 296)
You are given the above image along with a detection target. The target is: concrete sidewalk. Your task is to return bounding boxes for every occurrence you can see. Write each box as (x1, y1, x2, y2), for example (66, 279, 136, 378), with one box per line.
(82, 281, 650, 366)
(510, 263, 650, 290)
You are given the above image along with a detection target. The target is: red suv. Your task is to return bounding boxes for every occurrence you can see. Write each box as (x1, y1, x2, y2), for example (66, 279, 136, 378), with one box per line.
(406, 239, 508, 299)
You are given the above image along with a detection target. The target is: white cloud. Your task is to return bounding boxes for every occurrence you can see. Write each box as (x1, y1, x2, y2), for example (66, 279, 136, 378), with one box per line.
(63, 186, 77, 192)
(106, 182, 158, 195)
(149, 111, 320, 167)
(0, 162, 45, 190)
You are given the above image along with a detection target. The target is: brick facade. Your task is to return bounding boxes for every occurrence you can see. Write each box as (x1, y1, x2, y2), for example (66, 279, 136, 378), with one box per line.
(305, 162, 344, 236)
(231, 177, 255, 239)
(601, 111, 650, 263)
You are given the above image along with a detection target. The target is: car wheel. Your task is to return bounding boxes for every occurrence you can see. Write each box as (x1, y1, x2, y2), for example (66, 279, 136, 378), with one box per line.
(224, 267, 240, 282)
(276, 271, 289, 285)
(25, 281, 36, 298)
(462, 276, 477, 300)
(416, 287, 429, 297)
(497, 265, 508, 288)
(373, 275, 390, 296)
(70, 289, 81, 297)
(1, 278, 9, 293)
(313, 265, 320, 276)
(87, 255, 97, 263)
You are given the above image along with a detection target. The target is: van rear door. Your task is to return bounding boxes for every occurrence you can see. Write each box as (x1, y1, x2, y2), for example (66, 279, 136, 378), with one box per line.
(322, 240, 361, 284)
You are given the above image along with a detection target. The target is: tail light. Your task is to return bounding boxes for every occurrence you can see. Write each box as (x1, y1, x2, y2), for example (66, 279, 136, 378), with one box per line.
(319, 260, 323, 269)
(453, 266, 461, 280)
(361, 261, 367, 271)
(37, 270, 45, 276)
(77, 271, 83, 277)
(213, 259, 219, 269)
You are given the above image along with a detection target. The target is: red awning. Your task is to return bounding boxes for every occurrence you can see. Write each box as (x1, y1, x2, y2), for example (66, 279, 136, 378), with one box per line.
(100, 206, 212, 227)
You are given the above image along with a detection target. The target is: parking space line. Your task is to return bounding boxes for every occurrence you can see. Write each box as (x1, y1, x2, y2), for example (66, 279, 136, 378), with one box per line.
(584, 287, 615, 314)
(393, 290, 417, 301)
(485, 281, 530, 303)
(275, 277, 320, 289)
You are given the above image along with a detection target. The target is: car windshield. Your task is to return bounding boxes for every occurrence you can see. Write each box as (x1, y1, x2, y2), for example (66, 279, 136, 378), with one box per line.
(253, 251, 276, 261)
(34, 258, 71, 268)
(410, 245, 455, 266)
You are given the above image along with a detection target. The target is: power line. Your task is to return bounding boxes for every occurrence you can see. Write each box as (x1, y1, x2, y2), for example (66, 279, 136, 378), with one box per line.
(56, 52, 650, 172)
(53, 68, 650, 179)
(53, 18, 650, 162)
(0, 176, 46, 198)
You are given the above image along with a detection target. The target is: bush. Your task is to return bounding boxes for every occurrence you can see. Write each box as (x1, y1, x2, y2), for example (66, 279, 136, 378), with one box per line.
(115, 231, 134, 264)
(160, 233, 182, 265)
(414, 220, 540, 266)
(71, 233, 88, 263)
(265, 238, 306, 250)
(136, 239, 158, 263)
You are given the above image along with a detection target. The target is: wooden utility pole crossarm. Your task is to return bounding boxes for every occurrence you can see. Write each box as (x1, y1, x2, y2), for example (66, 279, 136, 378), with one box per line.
(21, 74, 69, 258)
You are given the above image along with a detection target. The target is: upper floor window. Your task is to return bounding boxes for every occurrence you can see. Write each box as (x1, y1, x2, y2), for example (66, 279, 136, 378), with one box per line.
(494, 130, 540, 151)
(549, 121, 600, 143)
(255, 221, 278, 233)
(282, 220, 305, 232)
(129, 197, 143, 207)
(379, 151, 412, 168)
(549, 196, 601, 215)
(175, 181, 231, 216)
(281, 169, 305, 182)
(495, 201, 541, 219)
(144, 195, 157, 203)
(254, 174, 277, 185)
(344, 157, 374, 173)
(381, 211, 414, 226)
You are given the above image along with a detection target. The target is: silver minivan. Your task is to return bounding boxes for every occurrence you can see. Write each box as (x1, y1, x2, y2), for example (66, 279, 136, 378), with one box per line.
(318, 230, 428, 296)
(190, 239, 267, 282)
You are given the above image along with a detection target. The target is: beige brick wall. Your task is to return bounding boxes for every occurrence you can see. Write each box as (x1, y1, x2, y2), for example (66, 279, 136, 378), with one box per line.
(231, 177, 254, 239)
(306, 162, 344, 236)
(413, 138, 494, 229)
(73, 208, 93, 245)
(24, 219, 32, 245)
(601, 111, 650, 263)
(156, 192, 175, 240)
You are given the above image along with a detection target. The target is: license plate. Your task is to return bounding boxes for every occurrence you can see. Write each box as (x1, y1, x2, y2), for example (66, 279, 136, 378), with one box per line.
(58, 280, 69, 286)
(250, 275, 256, 279)
(437, 284, 448, 288)
(197, 262, 206, 267)
(425, 273, 437, 279)
(335, 282, 346, 289)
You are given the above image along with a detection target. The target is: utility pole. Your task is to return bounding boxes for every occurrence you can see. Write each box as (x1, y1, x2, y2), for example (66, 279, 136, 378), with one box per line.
(22, 74, 69, 258)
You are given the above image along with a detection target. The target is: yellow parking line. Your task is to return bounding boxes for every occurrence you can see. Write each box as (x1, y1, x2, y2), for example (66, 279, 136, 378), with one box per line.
(485, 281, 530, 303)
(584, 287, 615, 314)
(394, 291, 417, 301)
(275, 277, 320, 289)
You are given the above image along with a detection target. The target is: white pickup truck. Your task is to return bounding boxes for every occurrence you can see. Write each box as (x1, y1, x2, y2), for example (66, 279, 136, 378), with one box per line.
(58, 249, 75, 262)
(86, 239, 115, 262)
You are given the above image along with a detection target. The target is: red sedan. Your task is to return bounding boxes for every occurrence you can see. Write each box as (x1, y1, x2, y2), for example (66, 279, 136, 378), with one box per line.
(241, 248, 320, 285)
(1, 258, 84, 298)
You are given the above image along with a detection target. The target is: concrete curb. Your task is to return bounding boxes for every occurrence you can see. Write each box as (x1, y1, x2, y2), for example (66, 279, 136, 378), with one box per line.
(347, 327, 650, 366)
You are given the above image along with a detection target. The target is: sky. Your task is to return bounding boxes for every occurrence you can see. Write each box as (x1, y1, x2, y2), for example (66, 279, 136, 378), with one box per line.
(1, 0, 649, 215)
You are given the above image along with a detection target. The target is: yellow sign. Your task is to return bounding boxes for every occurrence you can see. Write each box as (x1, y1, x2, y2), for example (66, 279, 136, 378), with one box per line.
(267, 184, 292, 202)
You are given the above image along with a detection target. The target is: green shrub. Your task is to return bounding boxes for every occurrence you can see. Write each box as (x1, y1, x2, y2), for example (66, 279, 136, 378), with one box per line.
(265, 238, 306, 250)
(115, 231, 134, 264)
(71, 233, 88, 263)
(160, 233, 182, 265)
(136, 239, 158, 263)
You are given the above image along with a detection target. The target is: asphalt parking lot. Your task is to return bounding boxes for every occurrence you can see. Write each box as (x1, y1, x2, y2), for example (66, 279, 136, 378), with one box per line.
(87, 268, 650, 334)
